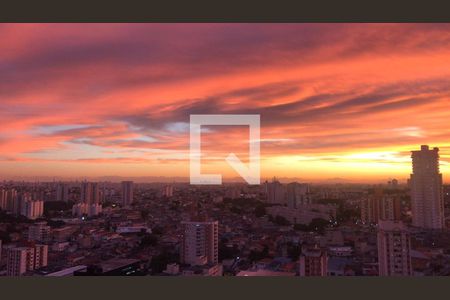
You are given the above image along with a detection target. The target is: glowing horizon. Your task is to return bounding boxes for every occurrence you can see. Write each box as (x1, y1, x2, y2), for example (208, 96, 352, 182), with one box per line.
(1, 24, 450, 183)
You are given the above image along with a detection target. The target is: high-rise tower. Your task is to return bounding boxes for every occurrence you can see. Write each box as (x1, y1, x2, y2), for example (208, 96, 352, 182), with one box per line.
(121, 181, 134, 206)
(180, 219, 219, 266)
(410, 145, 444, 229)
(377, 220, 412, 276)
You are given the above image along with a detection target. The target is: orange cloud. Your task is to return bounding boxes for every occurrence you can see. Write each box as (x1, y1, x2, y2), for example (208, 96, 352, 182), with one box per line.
(1, 24, 450, 182)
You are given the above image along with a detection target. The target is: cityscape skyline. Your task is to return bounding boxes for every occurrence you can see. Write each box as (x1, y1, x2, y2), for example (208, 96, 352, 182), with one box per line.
(0, 144, 449, 276)
(1, 24, 450, 181)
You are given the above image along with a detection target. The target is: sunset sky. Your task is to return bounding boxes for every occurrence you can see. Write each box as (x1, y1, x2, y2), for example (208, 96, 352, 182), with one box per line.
(1, 23, 450, 183)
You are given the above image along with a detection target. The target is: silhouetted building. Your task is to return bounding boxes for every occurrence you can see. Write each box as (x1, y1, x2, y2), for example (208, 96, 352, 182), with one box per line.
(80, 182, 100, 204)
(121, 181, 134, 206)
(264, 178, 286, 205)
(56, 183, 69, 202)
(286, 182, 311, 208)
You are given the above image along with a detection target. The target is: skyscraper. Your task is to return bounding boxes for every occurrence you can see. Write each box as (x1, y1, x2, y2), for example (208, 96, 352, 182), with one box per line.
(377, 220, 412, 276)
(121, 181, 134, 206)
(286, 182, 311, 208)
(0, 189, 6, 210)
(264, 178, 286, 205)
(56, 182, 69, 202)
(80, 182, 100, 204)
(410, 145, 445, 229)
(6, 189, 17, 212)
(180, 220, 219, 266)
(91, 182, 100, 204)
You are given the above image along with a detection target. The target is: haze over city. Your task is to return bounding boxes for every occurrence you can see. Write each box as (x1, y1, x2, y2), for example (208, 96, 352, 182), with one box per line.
(1, 24, 450, 182)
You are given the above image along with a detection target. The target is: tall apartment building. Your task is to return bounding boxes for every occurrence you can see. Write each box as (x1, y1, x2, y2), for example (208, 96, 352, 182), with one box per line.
(56, 183, 69, 202)
(6, 189, 18, 212)
(377, 220, 412, 276)
(381, 195, 402, 221)
(0, 189, 6, 210)
(20, 199, 44, 220)
(80, 182, 100, 204)
(121, 181, 134, 206)
(299, 246, 328, 276)
(28, 222, 51, 242)
(0, 189, 43, 219)
(6, 244, 48, 276)
(7, 247, 28, 276)
(361, 188, 401, 224)
(410, 145, 445, 229)
(264, 178, 286, 205)
(180, 220, 219, 266)
(34, 244, 48, 270)
(162, 185, 174, 197)
(72, 203, 102, 217)
(286, 182, 311, 208)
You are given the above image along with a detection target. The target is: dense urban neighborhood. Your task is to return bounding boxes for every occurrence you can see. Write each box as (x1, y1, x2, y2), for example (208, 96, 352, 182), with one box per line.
(1, 145, 449, 277)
